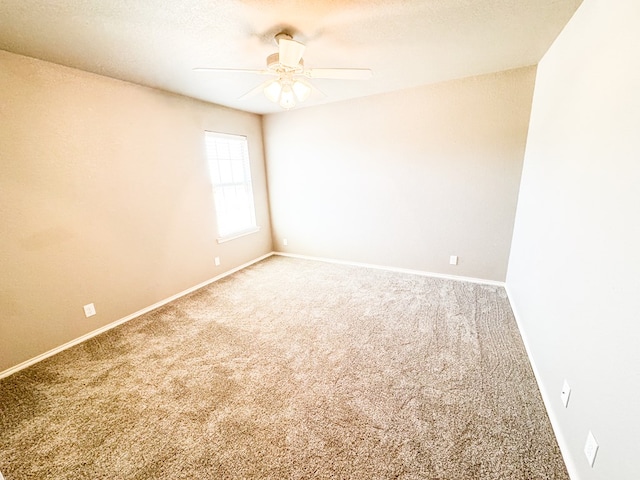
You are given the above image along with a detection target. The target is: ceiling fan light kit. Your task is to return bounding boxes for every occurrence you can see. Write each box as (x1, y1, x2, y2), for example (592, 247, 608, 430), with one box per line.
(292, 80, 311, 101)
(261, 53, 310, 108)
(263, 77, 312, 109)
(263, 80, 282, 102)
(195, 30, 372, 110)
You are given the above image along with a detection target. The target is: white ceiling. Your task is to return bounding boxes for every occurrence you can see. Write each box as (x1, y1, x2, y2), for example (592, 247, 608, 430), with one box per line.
(0, 0, 582, 114)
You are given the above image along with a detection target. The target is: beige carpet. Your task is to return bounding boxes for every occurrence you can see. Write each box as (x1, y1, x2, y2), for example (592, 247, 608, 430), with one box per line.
(0, 256, 568, 479)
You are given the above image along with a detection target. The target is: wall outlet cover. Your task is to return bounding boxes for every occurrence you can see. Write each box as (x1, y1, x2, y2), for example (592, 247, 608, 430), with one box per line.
(83, 303, 96, 318)
(449, 255, 458, 265)
(283, 238, 288, 246)
(584, 430, 599, 467)
(214, 256, 221, 266)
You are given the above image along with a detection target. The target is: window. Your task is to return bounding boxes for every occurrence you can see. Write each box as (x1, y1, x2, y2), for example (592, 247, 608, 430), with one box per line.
(204, 132, 258, 242)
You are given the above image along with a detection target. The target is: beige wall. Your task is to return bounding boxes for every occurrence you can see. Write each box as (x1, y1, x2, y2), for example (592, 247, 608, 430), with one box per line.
(0, 50, 272, 372)
(507, 1, 640, 478)
(263, 66, 536, 281)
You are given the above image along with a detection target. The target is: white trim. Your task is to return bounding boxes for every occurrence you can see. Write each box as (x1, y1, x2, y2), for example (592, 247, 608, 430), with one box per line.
(0, 252, 274, 380)
(504, 284, 579, 480)
(204, 130, 248, 141)
(0, 251, 502, 379)
(216, 226, 260, 244)
(274, 252, 505, 287)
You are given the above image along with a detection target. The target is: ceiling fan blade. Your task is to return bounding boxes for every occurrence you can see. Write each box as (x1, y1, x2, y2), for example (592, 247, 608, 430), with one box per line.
(279, 38, 305, 68)
(193, 68, 275, 76)
(238, 79, 277, 100)
(309, 81, 327, 98)
(307, 68, 373, 80)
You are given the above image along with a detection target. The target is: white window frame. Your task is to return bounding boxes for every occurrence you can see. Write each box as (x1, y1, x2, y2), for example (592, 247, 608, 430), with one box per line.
(204, 131, 259, 243)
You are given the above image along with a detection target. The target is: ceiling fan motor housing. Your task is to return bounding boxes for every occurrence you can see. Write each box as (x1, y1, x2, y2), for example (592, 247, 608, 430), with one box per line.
(267, 53, 303, 72)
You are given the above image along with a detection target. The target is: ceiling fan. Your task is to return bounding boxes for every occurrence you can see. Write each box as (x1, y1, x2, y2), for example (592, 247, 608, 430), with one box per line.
(194, 32, 373, 109)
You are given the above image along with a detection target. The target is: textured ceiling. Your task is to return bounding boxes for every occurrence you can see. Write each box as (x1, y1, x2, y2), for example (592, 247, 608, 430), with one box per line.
(0, 0, 582, 114)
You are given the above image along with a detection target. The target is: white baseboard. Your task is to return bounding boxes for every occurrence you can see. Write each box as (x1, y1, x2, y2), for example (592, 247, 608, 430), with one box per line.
(504, 283, 579, 480)
(0, 252, 274, 380)
(0, 251, 502, 379)
(1, 250, 577, 480)
(274, 252, 505, 287)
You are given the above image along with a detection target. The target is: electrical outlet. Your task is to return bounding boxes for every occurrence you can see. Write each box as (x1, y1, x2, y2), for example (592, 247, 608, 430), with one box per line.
(214, 256, 221, 266)
(83, 303, 96, 318)
(560, 379, 571, 408)
(283, 238, 288, 246)
(449, 255, 458, 265)
(584, 431, 599, 467)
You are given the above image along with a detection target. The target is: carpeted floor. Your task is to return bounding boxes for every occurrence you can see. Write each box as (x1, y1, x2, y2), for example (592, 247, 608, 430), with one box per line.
(0, 256, 568, 479)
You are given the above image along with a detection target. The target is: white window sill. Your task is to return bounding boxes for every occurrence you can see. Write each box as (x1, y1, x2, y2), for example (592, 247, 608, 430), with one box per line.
(216, 226, 260, 244)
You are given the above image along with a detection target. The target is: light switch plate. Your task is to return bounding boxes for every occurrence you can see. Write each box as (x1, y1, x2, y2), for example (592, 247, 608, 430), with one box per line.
(560, 379, 571, 408)
(584, 431, 599, 467)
